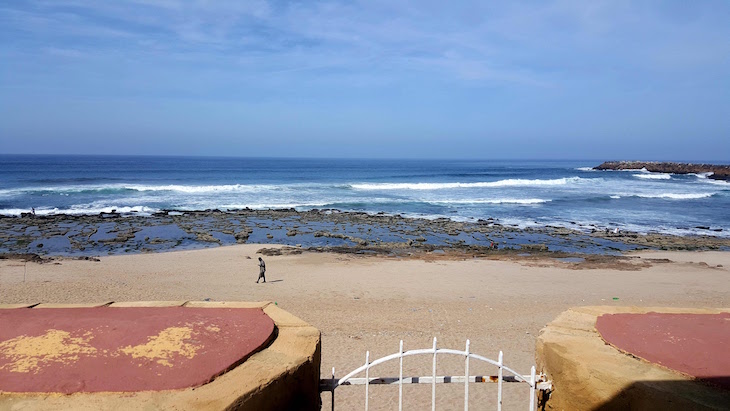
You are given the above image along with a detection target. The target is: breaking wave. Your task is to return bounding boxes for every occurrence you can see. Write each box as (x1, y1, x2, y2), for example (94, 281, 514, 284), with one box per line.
(0, 183, 336, 198)
(626, 193, 715, 200)
(633, 173, 671, 180)
(350, 177, 583, 190)
(0, 205, 157, 216)
(430, 198, 550, 205)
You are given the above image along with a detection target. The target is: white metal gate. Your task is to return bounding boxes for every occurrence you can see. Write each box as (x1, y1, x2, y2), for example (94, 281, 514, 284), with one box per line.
(319, 338, 551, 411)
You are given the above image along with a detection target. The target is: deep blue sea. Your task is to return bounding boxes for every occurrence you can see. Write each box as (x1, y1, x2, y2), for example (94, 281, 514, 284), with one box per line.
(1, 155, 728, 237)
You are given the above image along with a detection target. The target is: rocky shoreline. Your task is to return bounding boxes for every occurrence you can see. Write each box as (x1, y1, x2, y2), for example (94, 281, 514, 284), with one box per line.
(594, 161, 730, 180)
(1, 209, 729, 262)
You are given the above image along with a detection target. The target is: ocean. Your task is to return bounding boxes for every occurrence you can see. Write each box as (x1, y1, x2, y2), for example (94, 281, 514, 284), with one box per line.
(1, 155, 728, 238)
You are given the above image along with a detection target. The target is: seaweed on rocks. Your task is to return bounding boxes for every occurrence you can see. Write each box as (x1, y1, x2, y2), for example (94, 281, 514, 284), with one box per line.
(0, 209, 728, 258)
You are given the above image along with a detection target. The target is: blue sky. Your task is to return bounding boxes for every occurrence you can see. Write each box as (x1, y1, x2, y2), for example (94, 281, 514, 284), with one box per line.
(1, 1, 729, 160)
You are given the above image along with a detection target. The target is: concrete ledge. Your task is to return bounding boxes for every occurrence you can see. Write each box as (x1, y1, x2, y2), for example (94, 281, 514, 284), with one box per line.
(0, 304, 39, 309)
(0, 301, 321, 411)
(33, 302, 113, 309)
(183, 301, 270, 309)
(264, 303, 311, 327)
(536, 306, 730, 411)
(109, 301, 187, 307)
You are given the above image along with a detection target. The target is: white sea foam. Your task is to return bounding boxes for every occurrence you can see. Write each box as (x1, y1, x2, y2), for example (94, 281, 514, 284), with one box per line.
(0, 205, 157, 216)
(494, 218, 542, 229)
(0, 208, 53, 216)
(610, 195, 622, 199)
(0, 184, 134, 195)
(124, 184, 273, 193)
(351, 177, 582, 190)
(633, 173, 671, 180)
(397, 212, 476, 223)
(594, 168, 642, 172)
(699, 178, 730, 186)
(431, 198, 550, 205)
(492, 217, 730, 238)
(0, 183, 294, 196)
(614, 222, 730, 238)
(632, 192, 715, 200)
(692, 172, 713, 179)
(220, 202, 331, 210)
(575, 167, 595, 172)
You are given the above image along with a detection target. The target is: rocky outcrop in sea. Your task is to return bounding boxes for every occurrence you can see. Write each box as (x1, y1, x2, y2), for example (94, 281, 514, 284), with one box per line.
(594, 161, 730, 181)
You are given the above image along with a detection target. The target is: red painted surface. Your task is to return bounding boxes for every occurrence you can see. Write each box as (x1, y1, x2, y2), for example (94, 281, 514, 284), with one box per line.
(596, 312, 730, 390)
(0, 307, 274, 393)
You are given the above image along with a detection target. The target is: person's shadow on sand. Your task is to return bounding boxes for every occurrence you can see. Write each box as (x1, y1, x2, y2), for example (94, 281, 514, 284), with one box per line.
(267, 279, 283, 283)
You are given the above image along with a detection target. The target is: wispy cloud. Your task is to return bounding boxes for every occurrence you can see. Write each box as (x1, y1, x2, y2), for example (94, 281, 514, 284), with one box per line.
(2, 0, 729, 94)
(1, 1, 729, 159)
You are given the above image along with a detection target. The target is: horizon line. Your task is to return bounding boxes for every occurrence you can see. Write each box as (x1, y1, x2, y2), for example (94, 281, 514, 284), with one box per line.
(3, 153, 729, 164)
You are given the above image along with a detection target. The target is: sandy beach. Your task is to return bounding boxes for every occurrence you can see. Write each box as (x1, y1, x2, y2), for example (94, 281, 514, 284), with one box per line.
(4, 0, 730, 407)
(1, 246, 728, 409)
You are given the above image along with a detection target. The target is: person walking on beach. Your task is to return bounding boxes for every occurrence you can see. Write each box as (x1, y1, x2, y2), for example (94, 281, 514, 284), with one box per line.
(257, 257, 266, 283)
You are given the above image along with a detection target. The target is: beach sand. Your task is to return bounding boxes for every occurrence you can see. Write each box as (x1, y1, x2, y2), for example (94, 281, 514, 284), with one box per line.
(1, 245, 728, 409)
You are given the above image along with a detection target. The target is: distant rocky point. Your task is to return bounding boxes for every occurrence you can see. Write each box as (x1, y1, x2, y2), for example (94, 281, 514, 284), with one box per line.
(594, 161, 730, 181)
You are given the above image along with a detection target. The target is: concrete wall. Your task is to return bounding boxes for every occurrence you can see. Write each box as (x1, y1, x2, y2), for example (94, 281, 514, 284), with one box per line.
(0, 301, 322, 411)
(536, 306, 730, 411)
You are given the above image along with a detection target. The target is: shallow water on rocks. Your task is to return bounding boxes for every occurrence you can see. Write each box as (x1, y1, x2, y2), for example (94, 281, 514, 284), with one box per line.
(1, 209, 728, 258)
